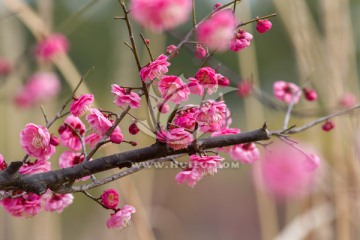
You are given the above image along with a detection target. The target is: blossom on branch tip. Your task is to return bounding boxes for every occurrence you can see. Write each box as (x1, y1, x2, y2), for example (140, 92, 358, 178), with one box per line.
(130, 0, 192, 32)
(20, 123, 55, 159)
(110, 126, 123, 144)
(158, 75, 190, 104)
(166, 45, 178, 55)
(156, 128, 193, 150)
(44, 192, 74, 213)
(196, 10, 236, 51)
(194, 67, 218, 94)
(111, 84, 141, 108)
(216, 73, 230, 87)
(322, 120, 334, 132)
(273, 81, 301, 104)
(35, 33, 69, 61)
(237, 79, 253, 98)
(140, 54, 170, 81)
(101, 189, 119, 209)
(86, 108, 112, 135)
(195, 44, 207, 59)
(129, 123, 140, 135)
(229, 29, 253, 52)
(70, 94, 94, 117)
(256, 19, 272, 34)
(106, 205, 136, 230)
(303, 87, 318, 101)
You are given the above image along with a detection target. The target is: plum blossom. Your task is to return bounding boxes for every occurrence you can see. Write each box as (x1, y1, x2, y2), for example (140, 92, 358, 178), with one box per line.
(0, 58, 11, 76)
(157, 128, 193, 150)
(106, 205, 136, 230)
(35, 33, 69, 61)
(189, 154, 224, 176)
(158, 75, 190, 104)
(238, 79, 253, 98)
(229, 29, 253, 52)
(195, 44, 206, 59)
(110, 126, 123, 144)
(43, 192, 74, 213)
(86, 108, 112, 135)
(1, 193, 42, 218)
(194, 67, 218, 94)
(273, 81, 302, 104)
(58, 115, 86, 151)
(111, 84, 141, 108)
(130, 0, 192, 32)
(0, 154, 7, 170)
(322, 120, 334, 132)
(173, 106, 197, 131)
(85, 133, 102, 148)
(340, 93, 357, 108)
(194, 100, 227, 132)
(140, 54, 170, 81)
(187, 77, 204, 96)
(101, 189, 119, 209)
(14, 72, 61, 108)
(59, 151, 85, 169)
(303, 87, 318, 101)
(230, 143, 259, 164)
(19, 159, 51, 175)
(196, 10, 236, 51)
(175, 168, 202, 187)
(166, 44, 178, 54)
(256, 19, 272, 33)
(128, 123, 140, 135)
(20, 123, 55, 159)
(216, 73, 230, 87)
(70, 94, 94, 117)
(158, 102, 170, 113)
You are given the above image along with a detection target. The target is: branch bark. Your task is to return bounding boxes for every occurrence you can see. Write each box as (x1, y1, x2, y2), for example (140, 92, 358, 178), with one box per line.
(0, 125, 270, 195)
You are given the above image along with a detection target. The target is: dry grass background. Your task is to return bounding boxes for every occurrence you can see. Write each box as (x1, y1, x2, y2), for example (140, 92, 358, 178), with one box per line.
(0, 0, 359, 239)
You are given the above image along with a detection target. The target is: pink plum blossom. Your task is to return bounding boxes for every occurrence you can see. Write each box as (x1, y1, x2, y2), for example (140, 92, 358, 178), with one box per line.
(156, 128, 193, 150)
(189, 154, 224, 176)
(216, 73, 230, 87)
(195, 44, 207, 59)
(130, 0, 192, 32)
(70, 94, 94, 117)
(110, 126, 123, 144)
(58, 115, 86, 151)
(196, 10, 236, 51)
(166, 44, 178, 54)
(86, 108, 112, 135)
(19, 159, 51, 175)
(194, 67, 218, 94)
(173, 106, 197, 131)
(322, 120, 334, 132)
(14, 72, 61, 108)
(59, 151, 85, 169)
(106, 205, 136, 230)
(256, 19, 272, 33)
(43, 192, 74, 213)
(158, 75, 190, 104)
(140, 54, 170, 81)
(111, 84, 141, 108)
(158, 102, 170, 113)
(303, 87, 318, 101)
(230, 143, 259, 164)
(229, 29, 253, 52)
(175, 168, 202, 187)
(194, 100, 227, 132)
(187, 77, 204, 96)
(0, 154, 7, 170)
(1, 193, 42, 218)
(304, 154, 320, 172)
(20, 123, 55, 159)
(273, 81, 302, 104)
(101, 189, 119, 209)
(35, 33, 69, 61)
(128, 123, 140, 135)
(85, 133, 102, 148)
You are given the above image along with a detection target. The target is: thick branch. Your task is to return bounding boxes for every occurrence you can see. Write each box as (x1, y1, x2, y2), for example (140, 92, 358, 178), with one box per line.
(0, 125, 270, 195)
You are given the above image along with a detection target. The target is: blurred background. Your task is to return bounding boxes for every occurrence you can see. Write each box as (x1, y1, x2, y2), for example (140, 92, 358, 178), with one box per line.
(0, 0, 360, 239)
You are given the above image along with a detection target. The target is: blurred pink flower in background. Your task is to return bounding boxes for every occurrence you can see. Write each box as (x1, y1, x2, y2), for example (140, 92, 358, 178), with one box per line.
(14, 72, 61, 108)
(339, 92, 357, 108)
(230, 143, 259, 164)
(273, 80, 301, 104)
(255, 142, 319, 199)
(106, 205, 136, 230)
(35, 33, 69, 61)
(20, 123, 55, 160)
(130, 0, 191, 32)
(70, 94, 94, 117)
(140, 54, 170, 81)
(196, 10, 236, 51)
(237, 79, 253, 98)
(0, 58, 11, 76)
